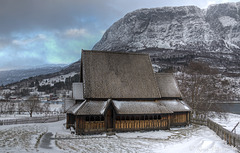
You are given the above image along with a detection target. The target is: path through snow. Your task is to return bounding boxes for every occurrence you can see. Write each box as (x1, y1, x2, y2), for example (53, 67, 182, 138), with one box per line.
(0, 120, 238, 153)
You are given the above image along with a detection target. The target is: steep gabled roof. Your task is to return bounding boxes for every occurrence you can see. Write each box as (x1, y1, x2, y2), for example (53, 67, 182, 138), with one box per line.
(82, 50, 161, 99)
(160, 100, 191, 112)
(155, 73, 182, 98)
(112, 100, 172, 115)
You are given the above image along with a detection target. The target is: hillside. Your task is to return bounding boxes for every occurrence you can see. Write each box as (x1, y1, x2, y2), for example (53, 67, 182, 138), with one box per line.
(2, 61, 80, 94)
(0, 65, 66, 86)
(93, 3, 240, 76)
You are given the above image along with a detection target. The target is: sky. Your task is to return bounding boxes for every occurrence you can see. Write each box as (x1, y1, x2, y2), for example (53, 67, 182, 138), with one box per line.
(0, 0, 239, 71)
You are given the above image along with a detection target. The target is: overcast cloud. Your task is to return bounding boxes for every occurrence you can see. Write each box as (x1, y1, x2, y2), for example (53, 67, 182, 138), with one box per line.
(0, 0, 239, 70)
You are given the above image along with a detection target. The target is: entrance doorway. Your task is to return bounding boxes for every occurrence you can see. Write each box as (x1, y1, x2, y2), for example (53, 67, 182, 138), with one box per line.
(106, 109, 113, 129)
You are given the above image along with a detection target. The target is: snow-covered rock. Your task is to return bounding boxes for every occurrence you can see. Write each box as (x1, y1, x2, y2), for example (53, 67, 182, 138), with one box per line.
(93, 2, 240, 75)
(93, 3, 240, 53)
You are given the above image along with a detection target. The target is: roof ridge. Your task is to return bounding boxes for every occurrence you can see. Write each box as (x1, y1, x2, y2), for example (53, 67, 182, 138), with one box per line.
(155, 73, 174, 75)
(82, 49, 149, 56)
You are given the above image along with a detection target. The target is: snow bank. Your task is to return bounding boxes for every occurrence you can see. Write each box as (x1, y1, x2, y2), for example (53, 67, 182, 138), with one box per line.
(210, 113, 240, 135)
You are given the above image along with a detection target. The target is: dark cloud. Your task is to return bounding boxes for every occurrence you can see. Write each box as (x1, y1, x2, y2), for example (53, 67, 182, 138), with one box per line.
(0, 0, 120, 35)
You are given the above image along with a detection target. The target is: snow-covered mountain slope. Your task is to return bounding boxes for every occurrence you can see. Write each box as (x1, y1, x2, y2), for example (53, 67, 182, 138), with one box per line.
(93, 2, 240, 75)
(93, 3, 240, 52)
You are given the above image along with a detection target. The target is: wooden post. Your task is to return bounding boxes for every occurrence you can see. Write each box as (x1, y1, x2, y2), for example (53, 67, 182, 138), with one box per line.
(139, 115, 140, 130)
(75, 116, 79, 134)
(134, 116, 136, 130)
(143, 115, 145, 129)
(168, 114, 170, 129)
(124, 116, 126, 130)
(120, 115, 121, 130)
(113, 111, 115, 131)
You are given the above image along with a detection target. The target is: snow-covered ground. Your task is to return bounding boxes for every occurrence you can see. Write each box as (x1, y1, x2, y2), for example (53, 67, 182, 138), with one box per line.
(210, 113, 240, 135)
(0, 119, 238, 153)
(0, 103, 63, 120)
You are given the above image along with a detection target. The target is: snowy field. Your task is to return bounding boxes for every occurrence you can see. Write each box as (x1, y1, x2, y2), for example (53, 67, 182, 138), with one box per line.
(0, 103, 63, 120)
(0, 119, 239, 153)
(210, 113, 240, 135)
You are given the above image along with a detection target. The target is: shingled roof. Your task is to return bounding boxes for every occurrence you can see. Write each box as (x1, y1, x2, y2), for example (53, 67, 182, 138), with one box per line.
(74, 100, 111, 115)
(82, 50, 161, 99)
(67, 102, 86, 114)
(112, 100, 172, 115)
(155, 73, 182, 98)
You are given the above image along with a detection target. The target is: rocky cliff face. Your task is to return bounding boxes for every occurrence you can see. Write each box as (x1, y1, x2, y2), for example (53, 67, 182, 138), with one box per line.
(93, 3, 240, 75)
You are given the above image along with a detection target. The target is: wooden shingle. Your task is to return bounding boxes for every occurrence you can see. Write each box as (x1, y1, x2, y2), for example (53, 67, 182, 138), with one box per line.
(112, 100, 172, 115)
(155, 73, 182, 98)
(82, 50, 161, 99)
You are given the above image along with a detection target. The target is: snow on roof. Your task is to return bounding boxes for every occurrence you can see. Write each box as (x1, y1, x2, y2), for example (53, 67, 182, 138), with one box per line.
(69, 99, 190, 116)
(112, 100, 172, 115)
(155, 73, 182, 98)
(160, 100, 191, 112)
(75, 100, 110, 115)
(67, 101, 86, 114)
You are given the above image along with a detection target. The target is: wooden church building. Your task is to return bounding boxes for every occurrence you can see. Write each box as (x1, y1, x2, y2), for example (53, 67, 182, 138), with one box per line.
(66, 50, 191, 135)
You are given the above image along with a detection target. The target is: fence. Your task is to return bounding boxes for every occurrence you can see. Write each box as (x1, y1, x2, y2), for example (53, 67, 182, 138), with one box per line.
(207, 119, 240, 149)
(191, 116, 240, 150)
(191, 116, 207, 125)
(0, 114, 66, 126)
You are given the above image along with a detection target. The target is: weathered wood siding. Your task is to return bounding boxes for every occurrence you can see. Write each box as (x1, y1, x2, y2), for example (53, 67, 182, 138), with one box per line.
(170, 112, 189, 126)
(84, 121, 105, 133)
(75, 116, 106, 135)
(75, 116, 84, 135)
(115, 115, 170, 131)
(115, 119, 169, 131)
(74, 112, 191, 134)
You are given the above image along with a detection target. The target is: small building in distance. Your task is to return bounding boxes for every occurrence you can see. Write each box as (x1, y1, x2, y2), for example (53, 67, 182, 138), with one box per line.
(66, 50, 191, 135)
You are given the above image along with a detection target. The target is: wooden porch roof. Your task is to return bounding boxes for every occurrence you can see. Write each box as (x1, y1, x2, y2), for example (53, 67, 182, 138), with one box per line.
(74, 100, 111, 115)
(112, 100, 173, 115)
(160, 100, 191, 112)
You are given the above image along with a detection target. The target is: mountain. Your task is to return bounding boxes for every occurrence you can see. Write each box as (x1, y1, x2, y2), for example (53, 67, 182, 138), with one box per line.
(0, 64, 67, 86)
(93, 3, 240, 75)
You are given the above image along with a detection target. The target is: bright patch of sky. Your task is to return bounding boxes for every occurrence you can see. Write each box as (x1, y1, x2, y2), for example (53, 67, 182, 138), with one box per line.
(0, 0, 239, 70)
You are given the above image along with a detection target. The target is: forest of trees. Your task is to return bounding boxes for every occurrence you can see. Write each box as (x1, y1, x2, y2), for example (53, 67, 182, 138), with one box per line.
(176, 61, 235, 116)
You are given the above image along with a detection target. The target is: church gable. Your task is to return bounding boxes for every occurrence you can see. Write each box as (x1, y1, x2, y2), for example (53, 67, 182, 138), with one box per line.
(82, 50, 161, 99)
